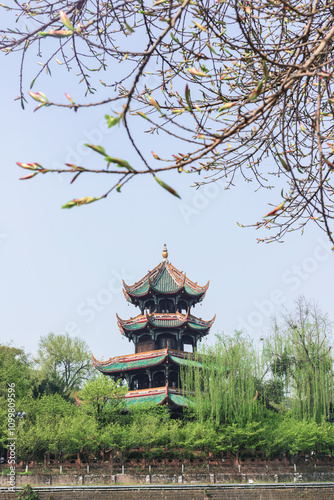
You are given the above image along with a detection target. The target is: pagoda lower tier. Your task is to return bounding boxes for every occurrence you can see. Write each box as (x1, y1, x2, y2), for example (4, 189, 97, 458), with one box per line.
(92, 347, 201, 391)
(75, 385, 191, 409)
(124, 386, 191, 408)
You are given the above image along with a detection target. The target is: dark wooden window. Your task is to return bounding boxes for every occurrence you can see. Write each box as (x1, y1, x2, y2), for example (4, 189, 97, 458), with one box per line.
(131, 373, 149, 390)
(136, 335, 155, 353)
(158, 336, 176, 349)
(159, 299, 175, 313)
(152, 371, 165, 387)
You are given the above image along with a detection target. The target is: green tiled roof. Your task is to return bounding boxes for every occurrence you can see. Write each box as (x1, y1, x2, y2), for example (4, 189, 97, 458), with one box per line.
(124, 261, 209, 302)
(149, 317, 184, 327)
(169, 393, 189, 407)
(96, 355, 166, 373)
(125, 390, 189, 408)
(126, 281, 150, 297)
(188, 321, 207, 330)
(119, 312, 213, 333)
(170, 355, 202, 368)
(184, 283, 202, 296)
(125, 392, 167, 407)
(151, 266, 181, 294)
(122, 321, 148, 331)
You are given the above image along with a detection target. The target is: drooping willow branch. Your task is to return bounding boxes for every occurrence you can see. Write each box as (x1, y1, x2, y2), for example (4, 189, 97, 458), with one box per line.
(2, 0, 334, 244)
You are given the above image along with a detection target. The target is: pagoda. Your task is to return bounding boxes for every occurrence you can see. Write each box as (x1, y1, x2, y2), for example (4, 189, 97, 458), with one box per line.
(91, 245, 215, 409)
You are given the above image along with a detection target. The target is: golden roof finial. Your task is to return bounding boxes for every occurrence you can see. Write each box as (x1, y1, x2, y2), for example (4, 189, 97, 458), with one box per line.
(162, 243, 168, 260)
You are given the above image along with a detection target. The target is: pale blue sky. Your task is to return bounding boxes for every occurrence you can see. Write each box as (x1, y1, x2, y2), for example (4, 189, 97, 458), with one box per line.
(1, 38, 333, 363)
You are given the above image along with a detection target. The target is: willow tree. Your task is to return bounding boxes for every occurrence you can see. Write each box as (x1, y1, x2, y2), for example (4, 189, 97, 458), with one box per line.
(182, 333, 266, 426)
(265, 297, 334, 422)
(2, 1, 334, 243)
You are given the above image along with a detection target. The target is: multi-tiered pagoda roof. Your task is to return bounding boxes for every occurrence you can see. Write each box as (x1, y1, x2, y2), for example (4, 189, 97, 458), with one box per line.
(123, 260, 209, 307)
(117, 311, 215, 338)
(91, 245, 214, 410)
(92, 347, 202, 375)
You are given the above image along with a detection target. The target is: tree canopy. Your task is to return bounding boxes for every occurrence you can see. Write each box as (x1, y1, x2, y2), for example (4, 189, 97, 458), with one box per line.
(0, 344, 32, 399)
(2, 1, 334, 244)
(36, 333, 94, 397)
(76, 374, 127, 426)
(2, 305, 334, 465)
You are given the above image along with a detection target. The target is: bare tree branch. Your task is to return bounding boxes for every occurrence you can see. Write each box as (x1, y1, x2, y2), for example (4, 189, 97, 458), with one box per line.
(2, 0, 334, 244)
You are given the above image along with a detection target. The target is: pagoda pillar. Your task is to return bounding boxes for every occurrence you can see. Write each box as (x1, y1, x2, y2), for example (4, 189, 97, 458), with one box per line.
(146, 369, 152, 389)
(124, 373, 130, 387)
(129, 373, 138, 390)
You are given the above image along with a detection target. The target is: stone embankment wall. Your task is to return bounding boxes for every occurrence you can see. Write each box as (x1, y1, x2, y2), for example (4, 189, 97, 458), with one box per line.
(1, 471, 334, 486)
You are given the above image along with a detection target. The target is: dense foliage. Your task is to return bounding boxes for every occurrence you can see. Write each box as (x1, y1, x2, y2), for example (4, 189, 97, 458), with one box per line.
(36, 333, 95, 398)
(183, 298, 334, 426)
(1, 302, 334, 464)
